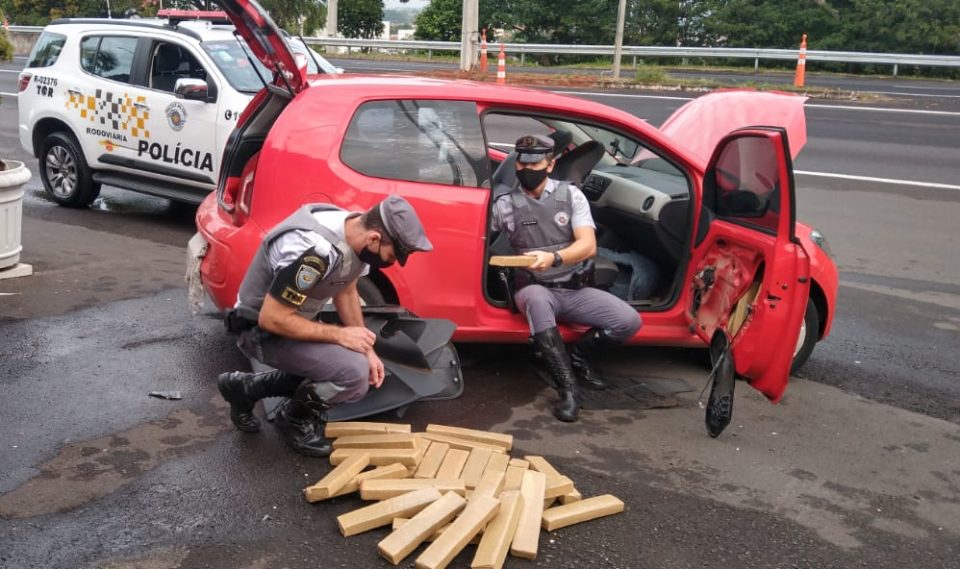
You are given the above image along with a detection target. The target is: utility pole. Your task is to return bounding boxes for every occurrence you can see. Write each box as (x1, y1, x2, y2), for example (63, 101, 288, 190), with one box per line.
(460, 0, 479, 71)
(612, 0, 627, 79)
(326, 0, 338, 38)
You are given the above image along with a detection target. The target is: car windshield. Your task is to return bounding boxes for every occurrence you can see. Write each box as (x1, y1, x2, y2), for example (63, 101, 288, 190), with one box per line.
(203, 38, 337, 94)
(202, 39, 272, 93)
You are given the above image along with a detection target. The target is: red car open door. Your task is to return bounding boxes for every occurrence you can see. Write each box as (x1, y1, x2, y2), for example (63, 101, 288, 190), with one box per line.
(686, 127, 811, 435)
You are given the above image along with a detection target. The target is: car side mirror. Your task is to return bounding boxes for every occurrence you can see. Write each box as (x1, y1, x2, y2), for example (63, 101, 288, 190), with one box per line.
(175, 78, 209, 102)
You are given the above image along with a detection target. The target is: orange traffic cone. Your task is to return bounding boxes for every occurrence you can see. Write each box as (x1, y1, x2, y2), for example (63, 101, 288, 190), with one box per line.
(497, 43, 506, 84)
(794, 33, 807, 88)
(480, 29, 489, 73)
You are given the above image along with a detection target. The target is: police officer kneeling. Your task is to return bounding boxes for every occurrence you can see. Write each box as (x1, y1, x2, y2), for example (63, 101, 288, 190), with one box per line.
(493, 135, 641, 422)
(218, 196, 432, 457)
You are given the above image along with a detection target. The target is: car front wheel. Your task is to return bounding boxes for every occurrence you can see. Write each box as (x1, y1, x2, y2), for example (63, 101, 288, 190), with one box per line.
(39, 132, 101, 208)
(791, 299, 820, 374)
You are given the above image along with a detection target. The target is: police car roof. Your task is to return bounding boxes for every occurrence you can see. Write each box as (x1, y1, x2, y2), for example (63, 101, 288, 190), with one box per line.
(48, 18, 239, 43)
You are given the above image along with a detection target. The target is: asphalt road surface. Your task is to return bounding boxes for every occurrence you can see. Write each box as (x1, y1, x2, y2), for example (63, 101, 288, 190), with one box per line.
(1, 58, 958, 568)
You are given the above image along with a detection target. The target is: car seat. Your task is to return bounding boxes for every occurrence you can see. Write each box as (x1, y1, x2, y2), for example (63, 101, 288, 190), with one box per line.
(152, 44, 188, 92)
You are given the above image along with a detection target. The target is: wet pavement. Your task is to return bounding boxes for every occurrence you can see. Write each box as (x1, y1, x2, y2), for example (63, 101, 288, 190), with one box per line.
(2, 91, 959, 568)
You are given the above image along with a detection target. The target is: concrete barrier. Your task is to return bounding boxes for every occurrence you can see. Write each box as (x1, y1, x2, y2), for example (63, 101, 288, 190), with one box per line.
(7, 30, 40, 56)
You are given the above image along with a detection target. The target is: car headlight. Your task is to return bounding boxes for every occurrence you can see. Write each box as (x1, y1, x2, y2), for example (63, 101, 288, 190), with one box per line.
(809, 229, 833, 258)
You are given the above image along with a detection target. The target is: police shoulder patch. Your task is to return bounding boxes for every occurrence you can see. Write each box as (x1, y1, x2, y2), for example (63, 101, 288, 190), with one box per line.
(280, 287, 307, 306)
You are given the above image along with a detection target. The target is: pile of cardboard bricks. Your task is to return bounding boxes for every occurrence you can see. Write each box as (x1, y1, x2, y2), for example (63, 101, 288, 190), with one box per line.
(304, 422, 624, 569)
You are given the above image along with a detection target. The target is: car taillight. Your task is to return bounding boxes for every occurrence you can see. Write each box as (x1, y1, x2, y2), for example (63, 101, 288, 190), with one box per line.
(18, 73, 32, 93)
(236, 170, 255, 221)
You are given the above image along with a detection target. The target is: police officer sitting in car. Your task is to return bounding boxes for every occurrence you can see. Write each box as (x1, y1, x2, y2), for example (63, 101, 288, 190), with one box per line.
(492, 134, 641, 422)
(217, 196, 432, 457)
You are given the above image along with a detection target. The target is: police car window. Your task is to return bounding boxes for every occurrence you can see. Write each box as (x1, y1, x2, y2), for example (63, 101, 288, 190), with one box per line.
(149, 42, 207, 93)
(341, 100, 490, 188)
(202, 40, 271, 94)
(27, 32, 66, 68)
(80, 36, 137, 84)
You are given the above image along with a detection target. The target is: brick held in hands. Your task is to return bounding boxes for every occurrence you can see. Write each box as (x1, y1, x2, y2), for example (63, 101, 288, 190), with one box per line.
(325, 422, 412, 438)
(434, 448, 470, 480)
(337, 487, 443, 537)
(472, 491, 523, 569)
(330, 463, 410, 498)
(425, 424, 513, 451)
(509, 470, 546, 560)
(541, 494, 624, 531)
(360, 479, 466, 501)
(415, 442, 450, 479)
(303, 452, 370, 503)
(332, 434, 417, 450)
(414, 494, 501, 569)
(378, 491, 467, 565)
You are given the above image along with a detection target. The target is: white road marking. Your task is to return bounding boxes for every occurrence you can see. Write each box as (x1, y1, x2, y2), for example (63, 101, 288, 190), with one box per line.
(0, 92, 18, 97)
(553, 90, 960, 117)
(795, 171, 960, 191)
(0, 69, 22, 73)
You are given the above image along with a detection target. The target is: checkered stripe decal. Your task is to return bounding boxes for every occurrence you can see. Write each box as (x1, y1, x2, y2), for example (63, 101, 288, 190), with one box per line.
(66, 89, 151, 139)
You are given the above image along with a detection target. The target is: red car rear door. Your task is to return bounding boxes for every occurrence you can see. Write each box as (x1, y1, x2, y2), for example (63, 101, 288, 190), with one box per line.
(686, 127, 811, 404)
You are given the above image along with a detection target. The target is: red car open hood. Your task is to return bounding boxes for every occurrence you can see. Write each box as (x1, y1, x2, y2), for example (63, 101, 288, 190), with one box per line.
(658, 91, 808, 168)
(216, 0, 306, 93)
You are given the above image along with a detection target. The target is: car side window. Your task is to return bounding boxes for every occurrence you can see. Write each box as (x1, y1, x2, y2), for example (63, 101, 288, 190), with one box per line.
(80, 36, 137, 84)
(27, 32, 67, 68)
(149, 42, 208, 93)
(713, 135, 780, 233)
(341, 100, 490, 188)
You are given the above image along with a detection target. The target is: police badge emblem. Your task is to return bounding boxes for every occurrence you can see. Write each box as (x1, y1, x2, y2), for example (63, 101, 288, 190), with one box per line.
(295, 264, 321, 290)
(554, 211, 570, 226)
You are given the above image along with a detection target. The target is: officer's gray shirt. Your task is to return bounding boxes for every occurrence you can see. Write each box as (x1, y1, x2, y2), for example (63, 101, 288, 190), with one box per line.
(491, 178, 595, 233)
(267, 210, 370, 280)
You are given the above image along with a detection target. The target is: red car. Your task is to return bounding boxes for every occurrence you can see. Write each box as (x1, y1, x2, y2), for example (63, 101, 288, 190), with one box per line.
(193, 0, 837, 413)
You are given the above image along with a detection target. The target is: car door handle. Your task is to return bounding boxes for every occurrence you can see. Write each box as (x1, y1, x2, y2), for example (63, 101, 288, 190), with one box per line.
(134, 102, 150, 111)
(67, 89, 82, 97)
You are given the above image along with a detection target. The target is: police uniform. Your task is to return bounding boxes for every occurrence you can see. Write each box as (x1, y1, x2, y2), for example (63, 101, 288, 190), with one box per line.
(492, 135, 641, 422)
(236, 204, 373, 406)
(217, 196, 432, 457)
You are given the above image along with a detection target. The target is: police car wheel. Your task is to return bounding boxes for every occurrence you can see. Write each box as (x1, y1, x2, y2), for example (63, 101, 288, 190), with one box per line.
(40, 132, 101, 208)
(357, 277, 386, 306)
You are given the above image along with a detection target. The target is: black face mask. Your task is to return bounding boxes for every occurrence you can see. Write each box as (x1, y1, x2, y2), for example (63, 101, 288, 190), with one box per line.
(359, 241, 395, 269)
(517, 167, 549, 192)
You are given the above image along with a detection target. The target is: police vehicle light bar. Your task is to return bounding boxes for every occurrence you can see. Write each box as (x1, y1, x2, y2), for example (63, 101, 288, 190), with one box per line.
(157, 9, 230, 24)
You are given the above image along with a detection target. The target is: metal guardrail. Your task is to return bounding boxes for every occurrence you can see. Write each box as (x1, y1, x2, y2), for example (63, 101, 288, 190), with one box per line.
(8, 25, 959, 75)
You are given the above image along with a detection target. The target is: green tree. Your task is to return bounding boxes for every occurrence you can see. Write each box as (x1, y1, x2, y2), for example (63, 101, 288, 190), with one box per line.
(258, 0, 326, 34)
(338, 0, 383, 38)
(0, 27, 13, 63)
(413, 0, 461, 41)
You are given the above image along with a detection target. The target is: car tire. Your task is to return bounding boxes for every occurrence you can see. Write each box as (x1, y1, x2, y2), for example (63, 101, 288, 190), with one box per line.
(357, 276, 386, 306)
(790, 298, 820, 374)
(39, 131, 101, 208)
(706, 298, 820, 374)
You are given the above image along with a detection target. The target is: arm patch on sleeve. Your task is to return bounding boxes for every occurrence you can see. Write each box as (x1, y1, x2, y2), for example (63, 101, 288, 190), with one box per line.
(268, 250, 330, 307)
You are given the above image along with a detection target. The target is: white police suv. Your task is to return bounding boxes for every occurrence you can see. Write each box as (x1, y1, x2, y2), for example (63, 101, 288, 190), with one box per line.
(17, 10, 336, 207)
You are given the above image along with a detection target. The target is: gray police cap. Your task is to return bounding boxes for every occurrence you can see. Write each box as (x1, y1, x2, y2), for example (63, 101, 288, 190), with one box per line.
(378, 195, 433, 266)
(515, 134, 555, 164)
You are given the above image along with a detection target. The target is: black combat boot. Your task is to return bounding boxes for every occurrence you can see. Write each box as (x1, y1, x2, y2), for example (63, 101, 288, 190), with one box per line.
(273, 380, 333, 457)
(570, 328, 612, 391)
(217, 369, 303, 432)
(533, 327, 580, 422)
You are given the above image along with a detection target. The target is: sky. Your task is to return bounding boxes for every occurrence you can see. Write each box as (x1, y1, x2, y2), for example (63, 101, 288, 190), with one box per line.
(384, 0, 430, 8)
